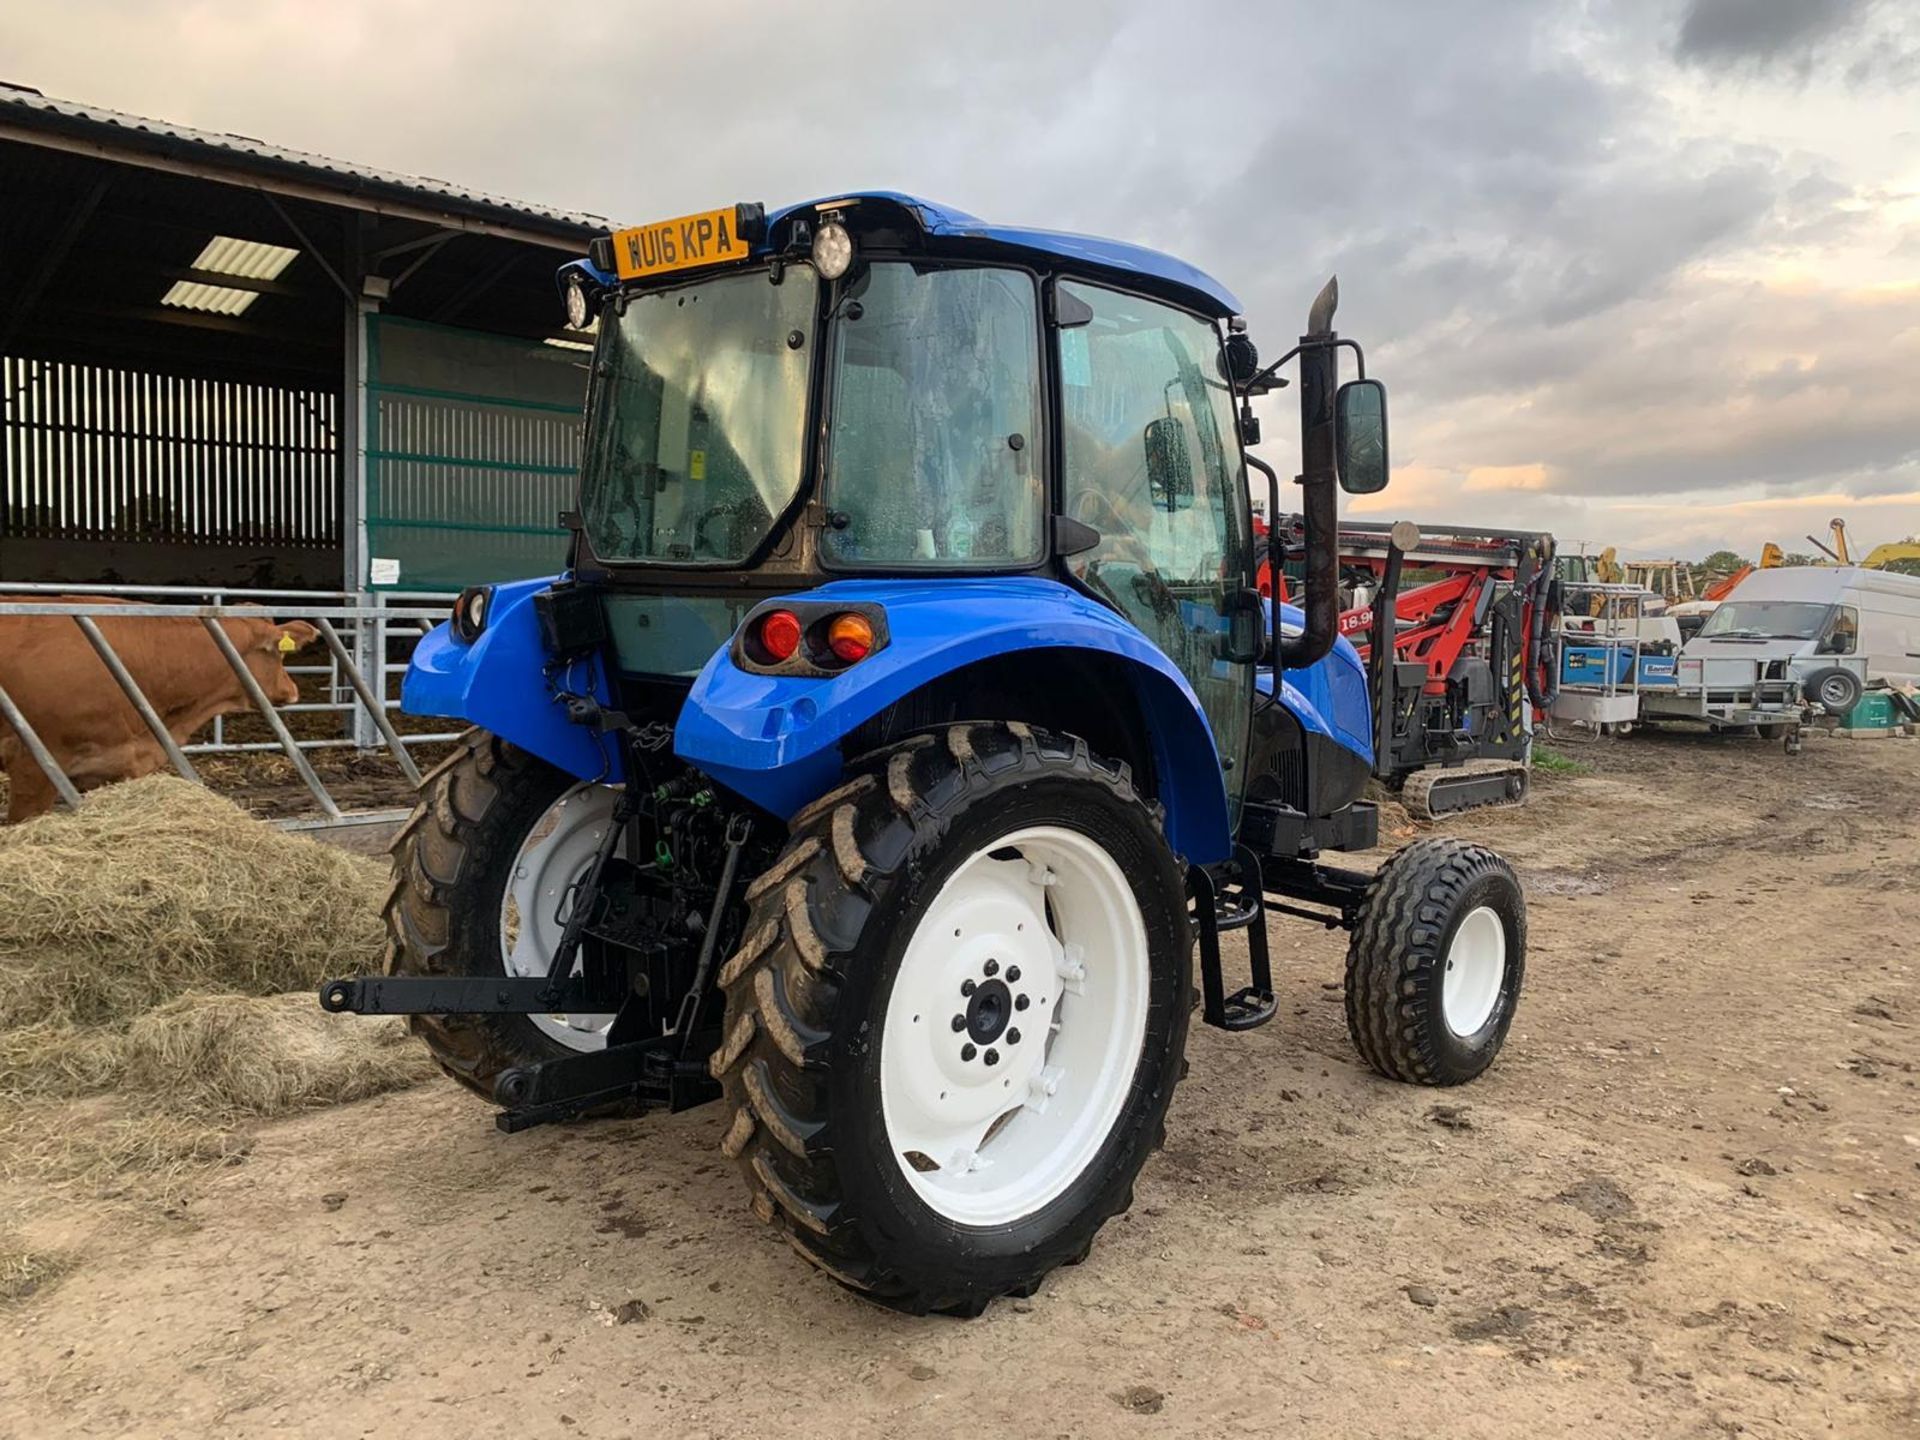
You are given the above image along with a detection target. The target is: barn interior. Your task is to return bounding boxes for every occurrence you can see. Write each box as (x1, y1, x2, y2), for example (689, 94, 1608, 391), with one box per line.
(0, 84, 605, 593)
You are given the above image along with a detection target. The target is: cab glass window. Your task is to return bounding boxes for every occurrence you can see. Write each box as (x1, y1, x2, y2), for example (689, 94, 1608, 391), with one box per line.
(580, 267, 816, 564)
(823, 264, 1043, 568)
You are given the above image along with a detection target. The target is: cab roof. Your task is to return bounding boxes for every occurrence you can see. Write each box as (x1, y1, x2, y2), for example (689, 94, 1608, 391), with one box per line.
(765, 192, 1242, 319)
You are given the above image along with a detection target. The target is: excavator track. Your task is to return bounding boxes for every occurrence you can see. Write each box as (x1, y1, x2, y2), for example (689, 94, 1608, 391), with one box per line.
(1401, 759, 1529, 820)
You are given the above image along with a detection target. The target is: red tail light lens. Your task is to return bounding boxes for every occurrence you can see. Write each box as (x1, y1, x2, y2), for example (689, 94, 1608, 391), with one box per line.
(757, 609, 802, 661)
(826, 612, 875, 663)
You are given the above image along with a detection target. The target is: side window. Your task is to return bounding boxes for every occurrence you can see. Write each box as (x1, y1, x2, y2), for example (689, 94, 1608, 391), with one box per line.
(1824, 605, 1859, 654)
(1056, 280, 1253, 790)
(824, 264, 1043, 567)
(1057, 283, 1247, 592)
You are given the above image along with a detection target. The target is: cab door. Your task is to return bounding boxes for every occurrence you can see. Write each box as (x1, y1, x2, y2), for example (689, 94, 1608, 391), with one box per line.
(1054, 280, 1256, 814)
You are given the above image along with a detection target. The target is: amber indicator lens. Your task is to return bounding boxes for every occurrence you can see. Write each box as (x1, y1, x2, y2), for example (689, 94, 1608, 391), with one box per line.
(826, 612, 875, 663)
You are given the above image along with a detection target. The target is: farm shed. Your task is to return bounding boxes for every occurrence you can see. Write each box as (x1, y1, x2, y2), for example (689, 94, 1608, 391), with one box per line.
(0, 83, 606, 594)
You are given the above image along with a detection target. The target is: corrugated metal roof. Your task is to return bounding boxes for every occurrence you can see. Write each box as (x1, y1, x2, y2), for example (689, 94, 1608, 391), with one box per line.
(0, 83, 609, 238)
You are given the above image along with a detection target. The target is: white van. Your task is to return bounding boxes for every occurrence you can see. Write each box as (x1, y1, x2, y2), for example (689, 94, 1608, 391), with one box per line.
(1641, 566, 1920, 728)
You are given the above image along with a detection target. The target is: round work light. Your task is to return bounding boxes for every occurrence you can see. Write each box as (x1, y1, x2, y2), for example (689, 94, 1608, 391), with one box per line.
(812, 221, 854, 280)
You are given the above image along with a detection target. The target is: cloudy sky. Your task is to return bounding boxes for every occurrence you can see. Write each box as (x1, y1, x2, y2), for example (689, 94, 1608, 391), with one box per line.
(5, 0, 1918, 559)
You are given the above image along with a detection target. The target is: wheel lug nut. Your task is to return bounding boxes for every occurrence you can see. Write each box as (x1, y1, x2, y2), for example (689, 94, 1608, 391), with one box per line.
(1007, 1028, 1021, 1044)
(983, 959, 999, 977)
(984, 1049, 999, 1066)
(951, 1014, 967, 1033)
(1006, 965, 1021, 982)
(961, 1043, 977, 1061)
(960, 979, 976, 996)
(1014, 994, 1029, 1011)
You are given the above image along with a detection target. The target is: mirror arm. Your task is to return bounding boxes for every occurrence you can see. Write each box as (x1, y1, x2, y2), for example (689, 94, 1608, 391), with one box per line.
(1242, 336, 1367, 396)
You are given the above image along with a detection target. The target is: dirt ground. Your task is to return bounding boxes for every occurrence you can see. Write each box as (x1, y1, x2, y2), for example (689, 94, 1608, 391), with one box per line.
(3, 727, 1916, 1439)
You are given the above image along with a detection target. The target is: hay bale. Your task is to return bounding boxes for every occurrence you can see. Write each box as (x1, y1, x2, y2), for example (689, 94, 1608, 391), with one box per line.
(0, 775, 388, 1028)
(0, 1020, 123, 1098)
(121, 993, 435, 1120)
(0, 776, 435, 1189)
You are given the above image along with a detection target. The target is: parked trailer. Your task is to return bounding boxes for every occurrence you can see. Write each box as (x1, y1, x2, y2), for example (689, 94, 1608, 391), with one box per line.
(1640, 565, 1914, 743)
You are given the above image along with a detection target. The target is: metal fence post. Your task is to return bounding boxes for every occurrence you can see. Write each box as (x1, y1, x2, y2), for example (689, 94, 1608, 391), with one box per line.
(72, 615, 202, 783)
(198, 616, 343, 820)
(0, 678, 84, 811)
(316, 618, 420, 786)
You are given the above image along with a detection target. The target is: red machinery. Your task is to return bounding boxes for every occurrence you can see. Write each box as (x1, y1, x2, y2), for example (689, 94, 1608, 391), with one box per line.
(1261, 517, 1560, 817)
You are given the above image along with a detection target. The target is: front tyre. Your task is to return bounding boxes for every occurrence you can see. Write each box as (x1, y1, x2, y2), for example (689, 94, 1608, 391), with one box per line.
(1345, 838, 1526, 1086)
(712, 724, 1190, 1316)
(385, 729, 622, 1099)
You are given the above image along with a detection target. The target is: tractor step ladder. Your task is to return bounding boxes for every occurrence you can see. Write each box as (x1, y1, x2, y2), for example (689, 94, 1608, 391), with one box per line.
(1190, 844, 1277, 1031)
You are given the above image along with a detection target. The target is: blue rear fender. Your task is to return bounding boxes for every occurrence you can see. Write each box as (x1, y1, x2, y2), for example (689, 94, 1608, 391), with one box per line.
(401, 577, 621, 782)
(674, 577, 1236, 864)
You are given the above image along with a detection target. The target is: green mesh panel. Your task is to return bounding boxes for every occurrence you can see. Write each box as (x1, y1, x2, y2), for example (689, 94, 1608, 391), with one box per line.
(365, 317, 587, 589)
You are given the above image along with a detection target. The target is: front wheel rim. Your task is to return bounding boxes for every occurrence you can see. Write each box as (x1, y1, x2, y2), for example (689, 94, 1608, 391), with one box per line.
(1441, 905, 1506, 1037)
(878, 825, 1151, 1227)
(499, 782, 622, 1052)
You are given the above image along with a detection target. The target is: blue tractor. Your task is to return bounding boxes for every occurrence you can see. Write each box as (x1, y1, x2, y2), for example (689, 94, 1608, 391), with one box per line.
(323, 194, 1526, 1315)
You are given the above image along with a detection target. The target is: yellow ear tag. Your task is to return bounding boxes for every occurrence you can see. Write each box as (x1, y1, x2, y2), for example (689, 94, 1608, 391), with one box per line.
(278, 633, 298, 654)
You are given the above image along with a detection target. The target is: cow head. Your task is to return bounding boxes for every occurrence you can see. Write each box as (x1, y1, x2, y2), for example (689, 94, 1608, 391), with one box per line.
(247, 620, 319, 707)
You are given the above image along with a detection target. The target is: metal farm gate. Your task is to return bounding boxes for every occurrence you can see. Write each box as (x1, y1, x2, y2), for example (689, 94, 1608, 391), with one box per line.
(364, 317, 584, 591)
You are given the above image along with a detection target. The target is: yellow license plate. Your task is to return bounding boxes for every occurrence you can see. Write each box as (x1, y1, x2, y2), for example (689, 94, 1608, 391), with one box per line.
(608, 207, 749, 282)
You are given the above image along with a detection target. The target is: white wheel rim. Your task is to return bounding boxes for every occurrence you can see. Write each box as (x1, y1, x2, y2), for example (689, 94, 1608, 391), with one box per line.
(1441, 905, 1506, 1038)
(500, 783, 623, 1052)
(879, 825, 1150, 1227)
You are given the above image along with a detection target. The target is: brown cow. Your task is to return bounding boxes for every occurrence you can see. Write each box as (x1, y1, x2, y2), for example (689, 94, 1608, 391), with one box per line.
(0, 597, 319, 822)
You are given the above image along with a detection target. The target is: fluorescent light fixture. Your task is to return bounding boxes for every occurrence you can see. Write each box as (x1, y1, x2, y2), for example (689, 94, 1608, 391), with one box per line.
(192, 236, 299, 281)
(161, 235, 301, 316)
(544, 337, 595, 351)
(161, 281, 257, 315)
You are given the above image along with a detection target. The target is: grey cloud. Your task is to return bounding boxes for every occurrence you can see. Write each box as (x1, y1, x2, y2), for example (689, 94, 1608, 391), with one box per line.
(1, 0, 1912, 553)
(1675, 0, 1866, 68)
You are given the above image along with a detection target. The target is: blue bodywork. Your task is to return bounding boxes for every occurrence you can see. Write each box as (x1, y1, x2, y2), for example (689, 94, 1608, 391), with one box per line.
(673, 577, 1234, 864)
(1258, 603, 1375, 764)
(404, 579, 622, 782)
(564, 190, 1241, 321)
(403, 581, 1379, 869)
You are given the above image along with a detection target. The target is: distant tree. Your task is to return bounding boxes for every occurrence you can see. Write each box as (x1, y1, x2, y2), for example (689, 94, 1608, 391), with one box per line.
(1778, 552, 1819, 567)
(1700, 548, 1749, 577)
(1885, 557, 1920, 578)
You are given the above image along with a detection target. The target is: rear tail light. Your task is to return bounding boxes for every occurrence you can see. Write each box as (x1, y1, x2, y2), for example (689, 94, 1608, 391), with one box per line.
(826, 611, 875, 663)
(757, 609, 803, 661)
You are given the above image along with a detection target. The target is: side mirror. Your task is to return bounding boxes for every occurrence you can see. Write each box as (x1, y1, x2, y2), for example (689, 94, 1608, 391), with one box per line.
(1143, 416, 1193, 511)
(1335, 378, 1389, 495)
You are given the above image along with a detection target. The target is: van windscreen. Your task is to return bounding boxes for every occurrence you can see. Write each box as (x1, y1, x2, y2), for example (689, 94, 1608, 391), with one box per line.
(1697, 600, 1829, 641)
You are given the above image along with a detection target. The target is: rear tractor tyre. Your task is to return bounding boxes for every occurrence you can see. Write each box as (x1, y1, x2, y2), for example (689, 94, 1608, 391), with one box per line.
(1345, 838, 1526, 1086)
(385, 728, 625, 1100)
(711, 723, 1191, 1316)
